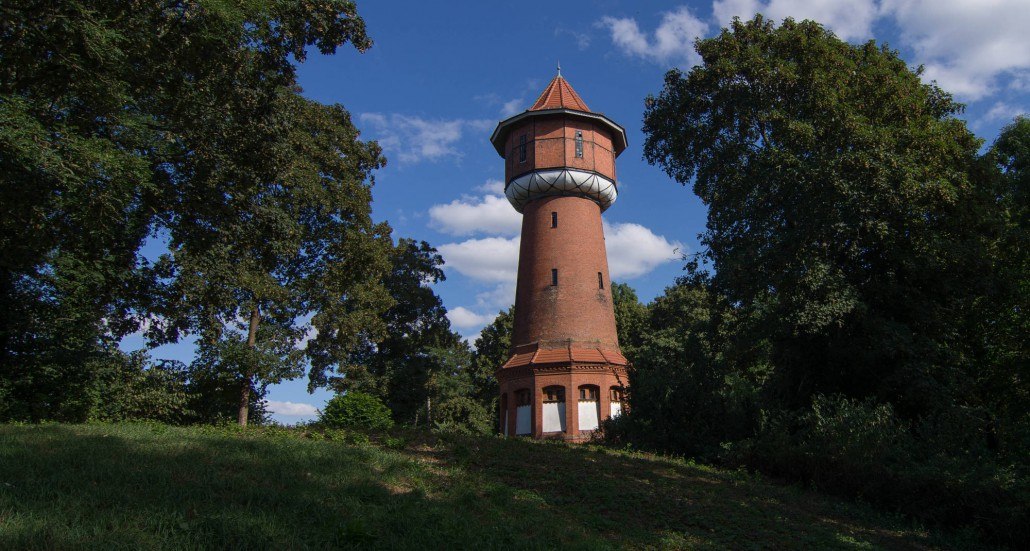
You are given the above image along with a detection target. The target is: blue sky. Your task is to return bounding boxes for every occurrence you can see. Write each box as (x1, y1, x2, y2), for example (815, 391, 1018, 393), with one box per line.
(121, 0, 1030, 423)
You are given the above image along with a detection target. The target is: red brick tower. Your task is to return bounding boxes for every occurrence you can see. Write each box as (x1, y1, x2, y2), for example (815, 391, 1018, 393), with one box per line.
(490, 70, 629, 440)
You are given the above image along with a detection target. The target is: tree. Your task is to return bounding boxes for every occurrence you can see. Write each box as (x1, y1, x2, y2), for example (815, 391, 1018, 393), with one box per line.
(160, 90, 392, 426)
(610, 283, 648, 361)
(338, 239, 468, 425)
(979, 116, 1030, 450)
(643, 16, 992, 417)
(470, 308, 512, 405)
(0, 1, 383, 421)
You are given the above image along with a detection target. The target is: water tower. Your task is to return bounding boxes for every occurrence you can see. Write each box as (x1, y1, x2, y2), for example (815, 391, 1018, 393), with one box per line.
(491, 69, 629, 440)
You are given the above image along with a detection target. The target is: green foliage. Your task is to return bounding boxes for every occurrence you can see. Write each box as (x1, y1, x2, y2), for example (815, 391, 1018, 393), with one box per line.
(433, 397, 493, 436)
(643, 15, 992, 416)
(724, 395, 1029, 547)
(0, 0, 388, 424)
(320, 392, 394, 431)
(86, 352, 193, 424)
(629, 16, 1028, 545)
(338, 239, 487, 427)
(470, 308, 511, 405)
(610, 283, 648, 360)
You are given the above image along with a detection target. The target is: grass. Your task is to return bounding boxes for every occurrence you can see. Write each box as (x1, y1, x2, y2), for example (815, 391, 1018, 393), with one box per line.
(0, 423, 994, 550)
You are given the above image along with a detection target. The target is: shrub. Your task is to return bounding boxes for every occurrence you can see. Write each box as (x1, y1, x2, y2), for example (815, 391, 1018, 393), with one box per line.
(319, 392, 394, 431)
(433, 397, 493, 436)
(720, 395, 1029, 548)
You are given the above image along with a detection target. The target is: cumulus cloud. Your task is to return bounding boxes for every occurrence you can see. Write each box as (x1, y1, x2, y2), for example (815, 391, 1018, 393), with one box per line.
(265, 400, 319, 417)
(438, 236, 521, 282)
(713, 0, 879, 41)
(604, 221, 685, 279)
(429, 193, 522, 236)
(599, 6, 709, 67)
(359, 113, 492, 163)
(447, 307, 499, 329)
(709, 1, 1030, 101)
(983, 102, 1028, 124)
(881, 0, 1030, 100)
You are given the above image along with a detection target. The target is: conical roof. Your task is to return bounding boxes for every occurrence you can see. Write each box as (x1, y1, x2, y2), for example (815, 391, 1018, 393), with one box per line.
(529, 74, 590, 112)
(490, 70, 627, 158)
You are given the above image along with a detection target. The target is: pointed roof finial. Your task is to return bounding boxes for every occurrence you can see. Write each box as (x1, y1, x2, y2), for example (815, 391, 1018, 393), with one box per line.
(557, 59, 561, 77)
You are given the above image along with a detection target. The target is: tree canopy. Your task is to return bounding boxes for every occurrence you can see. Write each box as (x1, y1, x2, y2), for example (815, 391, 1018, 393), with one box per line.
(643, 15, 994, 416)
(0, 0, 390, 422)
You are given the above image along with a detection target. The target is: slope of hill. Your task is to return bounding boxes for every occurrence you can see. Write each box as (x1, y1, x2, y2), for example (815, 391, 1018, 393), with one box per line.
(0, 424, 990, 549)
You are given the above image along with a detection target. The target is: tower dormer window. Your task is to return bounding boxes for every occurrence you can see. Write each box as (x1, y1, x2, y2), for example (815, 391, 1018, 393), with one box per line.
(575, 130, 584, 158)
(519, 134, 527, 163)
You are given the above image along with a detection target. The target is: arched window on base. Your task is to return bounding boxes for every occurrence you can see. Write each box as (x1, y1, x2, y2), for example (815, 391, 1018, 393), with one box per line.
(609, 386, 626, 419)
(542, 386, 566, 433)
(515, 389, 532, 435)
(578, 385, 600, 431)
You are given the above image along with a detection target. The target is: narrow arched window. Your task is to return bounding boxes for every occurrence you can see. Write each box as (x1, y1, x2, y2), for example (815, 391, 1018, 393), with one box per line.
(551, 211, 558, 228)
(598, 272, 604, 289)
(519, 134, 527, 163)
(575, 130, 584, 158)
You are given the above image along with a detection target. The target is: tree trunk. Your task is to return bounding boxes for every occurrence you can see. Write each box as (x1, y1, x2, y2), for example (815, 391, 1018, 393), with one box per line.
(238, 306, 261, 427)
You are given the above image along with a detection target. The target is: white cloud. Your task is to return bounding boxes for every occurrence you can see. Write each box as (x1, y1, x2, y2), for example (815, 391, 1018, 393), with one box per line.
(265, 400, 319, 417)
(501, 98, 524, 117)
(713, 0, 879, 41)
(475, 179, 506, 195)
(604, 221, 684, 279)
(984, 102, 1027, 123)
(359, 113, 492, 163)
(447, 306, 498, 329)
(429, 193, 522, 236)
(600, 6, 710, 67)
(881, 0, 1030, 101)
(475, 281, 516, 310)
(436, 222, 682, 283)
(438, 236, 521, 282)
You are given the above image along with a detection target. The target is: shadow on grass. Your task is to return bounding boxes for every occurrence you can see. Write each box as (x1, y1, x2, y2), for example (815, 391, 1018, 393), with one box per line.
(415, 435, 956, 550)
(0, 424, 966, 550)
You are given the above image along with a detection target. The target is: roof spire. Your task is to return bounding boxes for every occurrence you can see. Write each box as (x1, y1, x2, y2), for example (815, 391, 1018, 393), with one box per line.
(557, 59, 561, 77)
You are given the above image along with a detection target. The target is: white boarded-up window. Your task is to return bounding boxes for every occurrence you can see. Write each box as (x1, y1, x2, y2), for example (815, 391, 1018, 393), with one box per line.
(579, 386, 600, 431)
(542, 386, 566, 433)
(609, 386, 625, 419)
(515, 389, 531, 435)
(516, 406, 531, 435)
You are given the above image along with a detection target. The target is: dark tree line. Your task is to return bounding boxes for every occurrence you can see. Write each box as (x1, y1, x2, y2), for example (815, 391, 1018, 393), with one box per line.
(602, 16, 1028, 546)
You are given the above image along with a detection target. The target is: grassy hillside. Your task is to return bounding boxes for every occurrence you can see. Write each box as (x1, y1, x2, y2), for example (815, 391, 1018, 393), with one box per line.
(0, 423, 991, 550)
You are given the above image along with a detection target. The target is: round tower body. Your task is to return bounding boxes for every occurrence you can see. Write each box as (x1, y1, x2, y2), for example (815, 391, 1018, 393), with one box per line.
(490, 73, 630, 441)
